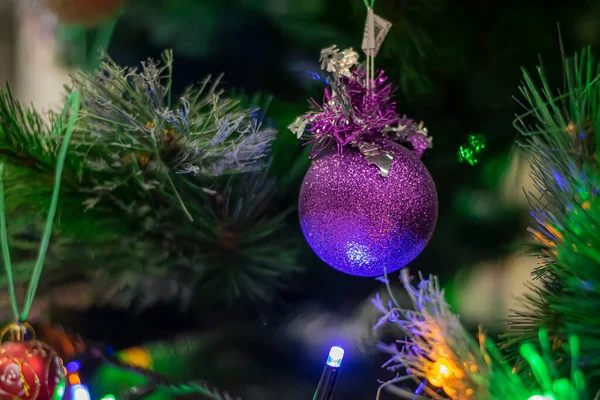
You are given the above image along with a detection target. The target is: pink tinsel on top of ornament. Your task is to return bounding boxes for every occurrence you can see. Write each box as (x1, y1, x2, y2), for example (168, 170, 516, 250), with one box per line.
(302, 68, 422, 156)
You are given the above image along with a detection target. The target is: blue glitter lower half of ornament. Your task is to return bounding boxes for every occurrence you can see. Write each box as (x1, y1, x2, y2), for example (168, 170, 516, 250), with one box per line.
(299, 144, 438, 277)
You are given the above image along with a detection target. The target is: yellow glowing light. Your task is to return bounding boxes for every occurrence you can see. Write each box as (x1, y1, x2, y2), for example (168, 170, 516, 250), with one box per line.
(531, 222, 563, 251)
(545, 224, 562, 240)
(566, 121, 577, 136)
(118, 347, 152, 369)
(443, 384, 457, 399)
(532, 231, 556, 249)
(427, 358, 461, 388)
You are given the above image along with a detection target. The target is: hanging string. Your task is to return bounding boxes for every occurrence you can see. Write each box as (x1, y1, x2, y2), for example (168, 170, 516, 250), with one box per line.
(0, 163, 18, 321)
(361, 0, 388, 95)
(370, 43, 375, 87)
(87, 14, 121, 72)
(362, 0, 376, 93)
(55, 12, 122, 72)
(0, 91, 80, 324)
(21, 91, 80, 321)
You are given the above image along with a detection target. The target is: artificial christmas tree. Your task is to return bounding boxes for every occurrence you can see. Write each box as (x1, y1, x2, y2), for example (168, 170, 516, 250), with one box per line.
(373, 47, 600, 399)
(2, 1, 600, 399)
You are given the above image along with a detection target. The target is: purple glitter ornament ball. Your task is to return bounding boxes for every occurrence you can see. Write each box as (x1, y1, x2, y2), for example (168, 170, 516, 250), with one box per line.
(299, 142, 437, 277)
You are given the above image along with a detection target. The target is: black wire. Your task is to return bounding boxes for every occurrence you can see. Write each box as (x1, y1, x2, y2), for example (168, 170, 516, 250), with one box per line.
(121, 382, 158, 400)
(103, 353, 239, 400)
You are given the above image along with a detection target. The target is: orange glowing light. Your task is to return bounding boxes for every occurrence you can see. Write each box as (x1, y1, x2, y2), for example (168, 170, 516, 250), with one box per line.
(532, 231, 556, 249)
(427, 358, 461, 388)
(118, 347, 152, 369)
(68, 374, 81, 385)
(566, 121, 577, 136)
(545, 224, 562, 241)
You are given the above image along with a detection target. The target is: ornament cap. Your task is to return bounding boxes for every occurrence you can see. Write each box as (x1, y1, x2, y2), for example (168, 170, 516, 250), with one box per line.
(0, 321, 35, 343)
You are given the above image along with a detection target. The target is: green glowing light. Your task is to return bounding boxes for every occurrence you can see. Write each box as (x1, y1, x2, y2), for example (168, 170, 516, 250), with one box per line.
(100, 395, 117, 400)
(520, 342, 552, 393)
(52, 379, 66, 400)
(458, 134, 486, 166)
(519, 330, 585, 400)
(552, 378, 570, 398)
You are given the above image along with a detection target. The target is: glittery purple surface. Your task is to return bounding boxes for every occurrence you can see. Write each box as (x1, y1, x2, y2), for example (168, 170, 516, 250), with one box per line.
(299, 143, 437, 277)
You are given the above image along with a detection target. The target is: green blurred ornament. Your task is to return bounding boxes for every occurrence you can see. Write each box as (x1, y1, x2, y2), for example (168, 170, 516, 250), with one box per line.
(458, 134, 486, 166)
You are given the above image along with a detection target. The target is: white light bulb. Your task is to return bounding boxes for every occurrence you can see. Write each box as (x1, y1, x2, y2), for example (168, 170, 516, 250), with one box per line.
(527, 395, 555, 400)
(71, 385, 91, 400)
(326, 346, 345, 367)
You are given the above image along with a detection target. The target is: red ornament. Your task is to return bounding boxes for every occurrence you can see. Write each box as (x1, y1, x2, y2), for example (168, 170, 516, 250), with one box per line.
(46, 0, 125, 28)
(0, 341, 65, 400)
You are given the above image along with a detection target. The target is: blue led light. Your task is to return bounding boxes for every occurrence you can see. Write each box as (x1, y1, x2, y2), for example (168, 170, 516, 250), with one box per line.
(71, 385, 91, 400)
(65, 361, 81, 373)
(326, 346, 344, 367)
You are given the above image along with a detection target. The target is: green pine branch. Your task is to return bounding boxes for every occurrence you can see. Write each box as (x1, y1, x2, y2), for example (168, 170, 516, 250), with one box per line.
(503, 47, 600, 384)
(0, 51, 300, 309)
(0, 84, 57, 169)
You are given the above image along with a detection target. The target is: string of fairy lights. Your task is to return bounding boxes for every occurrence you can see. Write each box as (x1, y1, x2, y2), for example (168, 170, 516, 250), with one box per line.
(65, 359, 115, 400)
(57, 345, 345, 400)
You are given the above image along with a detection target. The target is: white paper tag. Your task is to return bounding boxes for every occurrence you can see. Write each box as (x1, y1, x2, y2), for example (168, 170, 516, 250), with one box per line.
(361, 7, 375, 53)
(372, 13, 392, 54)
